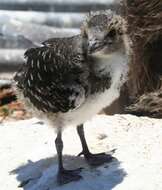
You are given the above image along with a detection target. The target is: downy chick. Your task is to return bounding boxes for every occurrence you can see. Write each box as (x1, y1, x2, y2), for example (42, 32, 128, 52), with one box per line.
(14, 10, 130, 185)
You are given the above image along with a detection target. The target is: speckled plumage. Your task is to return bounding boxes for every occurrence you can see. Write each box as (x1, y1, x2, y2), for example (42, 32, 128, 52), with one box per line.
(14, 32, 116, 118)
(15, 35, 90, 113)
(14, 10, 130, 129)
(14, 11, 130, 185)
(126, 89, 162, 118)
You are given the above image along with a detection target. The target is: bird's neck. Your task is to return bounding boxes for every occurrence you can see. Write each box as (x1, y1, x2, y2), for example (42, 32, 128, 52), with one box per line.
(89, 51, 127, 72)
(89, 51, 128, 92)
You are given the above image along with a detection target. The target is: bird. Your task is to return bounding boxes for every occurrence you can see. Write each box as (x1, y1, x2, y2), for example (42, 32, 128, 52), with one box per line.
(126, 88, 162, 118)
(14, 10, 130, 185)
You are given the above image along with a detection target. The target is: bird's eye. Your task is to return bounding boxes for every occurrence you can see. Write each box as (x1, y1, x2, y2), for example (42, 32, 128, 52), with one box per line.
(84, 32, 88, 38)
(107, 29, 116, 38)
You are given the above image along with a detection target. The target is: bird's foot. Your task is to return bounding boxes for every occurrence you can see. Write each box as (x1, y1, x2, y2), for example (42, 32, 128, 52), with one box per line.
(57, 168, 83, 185)
(78, 151, 115, 166)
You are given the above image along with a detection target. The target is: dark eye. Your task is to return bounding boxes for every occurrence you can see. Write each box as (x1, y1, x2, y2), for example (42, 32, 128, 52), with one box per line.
(107, 29, 116, 38)
(83, 31, 88, 38)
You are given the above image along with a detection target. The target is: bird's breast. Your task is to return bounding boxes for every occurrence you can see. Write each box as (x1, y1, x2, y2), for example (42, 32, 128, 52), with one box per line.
(62, 53, 128, 127)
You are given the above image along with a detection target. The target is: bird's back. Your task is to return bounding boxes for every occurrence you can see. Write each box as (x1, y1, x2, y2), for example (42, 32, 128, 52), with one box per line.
(14, 35, 90, 113)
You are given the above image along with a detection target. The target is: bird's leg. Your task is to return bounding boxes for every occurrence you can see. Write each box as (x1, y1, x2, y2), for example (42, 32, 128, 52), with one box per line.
(55, 130, 82, 185)
(77, 124, 90, 156)
(77, 124, 114, 166)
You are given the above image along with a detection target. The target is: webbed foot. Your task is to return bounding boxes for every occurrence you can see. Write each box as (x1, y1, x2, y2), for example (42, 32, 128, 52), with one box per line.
(78, 150, 115, 166)
(57, 168, 82, 185)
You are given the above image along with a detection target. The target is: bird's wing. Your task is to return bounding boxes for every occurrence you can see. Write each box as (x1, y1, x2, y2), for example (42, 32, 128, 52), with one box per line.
(14, 46, 89, 113)
(42, 38, 58, 47)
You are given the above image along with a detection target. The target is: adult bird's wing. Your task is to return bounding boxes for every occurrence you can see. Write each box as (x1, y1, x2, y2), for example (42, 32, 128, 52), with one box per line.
(14, 45, 89, 113)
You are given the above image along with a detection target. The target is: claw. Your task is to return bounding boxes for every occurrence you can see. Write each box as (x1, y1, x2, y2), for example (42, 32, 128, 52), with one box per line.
(18, 178, 34, 187)
(107, 148, 117, 155)
(77, 151, 84, 157)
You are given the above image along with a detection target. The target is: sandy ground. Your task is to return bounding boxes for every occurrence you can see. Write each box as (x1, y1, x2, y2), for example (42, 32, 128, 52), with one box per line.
(0, 114, 162, 190)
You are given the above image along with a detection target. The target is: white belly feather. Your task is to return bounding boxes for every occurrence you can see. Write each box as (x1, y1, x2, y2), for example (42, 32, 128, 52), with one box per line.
(61, 52, 128, 127)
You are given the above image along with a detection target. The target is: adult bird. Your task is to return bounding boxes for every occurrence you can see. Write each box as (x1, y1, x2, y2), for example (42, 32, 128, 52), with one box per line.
(14, 10, 130, 185)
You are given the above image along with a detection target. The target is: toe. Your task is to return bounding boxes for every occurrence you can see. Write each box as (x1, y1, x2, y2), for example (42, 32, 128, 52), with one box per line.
(86, 153, 115, 166)
(57, 169, 82, 185)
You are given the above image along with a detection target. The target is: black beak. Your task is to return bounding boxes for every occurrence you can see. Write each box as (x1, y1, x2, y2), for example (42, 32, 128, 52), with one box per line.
(88, 39, 100, 53)
(88, 39, 105, 54)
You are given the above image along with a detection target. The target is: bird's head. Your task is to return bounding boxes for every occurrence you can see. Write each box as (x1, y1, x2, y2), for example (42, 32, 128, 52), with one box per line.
(81, 10, 127, 55)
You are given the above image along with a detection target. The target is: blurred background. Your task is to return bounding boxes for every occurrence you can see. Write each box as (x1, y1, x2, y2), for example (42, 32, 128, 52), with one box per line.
(0, 0, 120, 121)
(0, 0, 120, 73)
(1, 0, 161, 122)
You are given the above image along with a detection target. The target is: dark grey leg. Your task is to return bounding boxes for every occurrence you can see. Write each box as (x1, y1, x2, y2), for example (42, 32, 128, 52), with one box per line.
(55, 131, 64, 171)
(77, 124, 90, 156)
(55, 130, 82, 185)
(77, 124, 114, 166)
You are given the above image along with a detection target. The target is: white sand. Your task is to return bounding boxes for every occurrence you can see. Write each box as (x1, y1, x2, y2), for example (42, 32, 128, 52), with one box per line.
(0, 114, 162, 190)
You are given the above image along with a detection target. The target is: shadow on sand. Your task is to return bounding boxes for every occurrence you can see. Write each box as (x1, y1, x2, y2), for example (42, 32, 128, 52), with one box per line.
(11, 154, 126, 190)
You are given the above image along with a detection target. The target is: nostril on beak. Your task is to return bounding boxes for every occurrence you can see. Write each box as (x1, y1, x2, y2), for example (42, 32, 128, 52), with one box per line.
(88, 39, 103, 53)
(89, 40, 97, 48)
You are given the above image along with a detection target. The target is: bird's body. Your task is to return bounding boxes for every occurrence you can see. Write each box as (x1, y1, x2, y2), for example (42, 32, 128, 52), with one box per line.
(15, 34, 89, 127)
(14, 10, 130, 185)
(15, 35, 128, 129)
